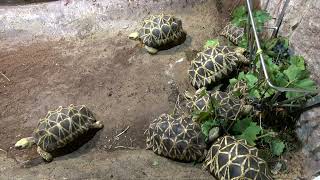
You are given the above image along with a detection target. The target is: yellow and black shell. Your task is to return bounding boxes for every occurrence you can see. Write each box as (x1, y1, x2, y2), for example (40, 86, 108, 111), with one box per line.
(227, 80, 249, 98)
(188, 46, 249, 89)
(221, 23, 245, 45)
(203, 136, 273, 180)
(145, 113, 207, 162)
(137, 14, 185, 48)
(187, 88, 252, 122)
(33, 104, 96, 152)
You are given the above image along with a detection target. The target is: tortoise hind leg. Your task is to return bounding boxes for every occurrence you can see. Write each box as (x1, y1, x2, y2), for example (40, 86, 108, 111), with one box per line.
(90, 121, 104, 129)
(144, 46, 158, 54)
(37, 146, 53, 162)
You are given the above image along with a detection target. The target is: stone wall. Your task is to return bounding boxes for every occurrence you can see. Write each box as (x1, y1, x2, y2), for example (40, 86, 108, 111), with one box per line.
(261, 0, 320, 84)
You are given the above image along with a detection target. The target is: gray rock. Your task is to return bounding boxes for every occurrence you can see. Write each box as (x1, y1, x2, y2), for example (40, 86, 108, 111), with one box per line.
(296, 107, 320, 161)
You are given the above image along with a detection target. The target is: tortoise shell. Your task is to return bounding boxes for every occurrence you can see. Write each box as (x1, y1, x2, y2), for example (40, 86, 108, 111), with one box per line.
(33, 104, 96, 152)
(138, 14, 185, 48)
(221, 23, 245, 45)
(203, 136, 273, 180)
(186, 88, 252, 121)
(188, 46, 249, 89)
(145, 113, 207, 162)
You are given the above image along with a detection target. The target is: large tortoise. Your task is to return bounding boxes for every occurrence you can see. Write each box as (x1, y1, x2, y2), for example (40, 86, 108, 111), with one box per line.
(145, 113, 207, 162)
(188, 46, 250, 89)
(14, 104, 103, 162)
(129, 13, 186, 54)
(204, 136, 273, 180)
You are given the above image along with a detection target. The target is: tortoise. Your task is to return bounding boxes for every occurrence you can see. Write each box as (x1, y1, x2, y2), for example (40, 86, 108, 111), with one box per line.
(129, 13, 186, 54)
(203, 136, 273, 180)
(145, 113, 207, 162)
(220, 23, 245, 45)
(227, 80, 249, 98)
(185, 87, 253, 122)
(14, 104, 103, 162)
(188, 46, 250, 89)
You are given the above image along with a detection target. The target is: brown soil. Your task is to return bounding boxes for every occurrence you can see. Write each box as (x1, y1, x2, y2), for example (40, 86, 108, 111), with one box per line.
(0, 0, 313, 179)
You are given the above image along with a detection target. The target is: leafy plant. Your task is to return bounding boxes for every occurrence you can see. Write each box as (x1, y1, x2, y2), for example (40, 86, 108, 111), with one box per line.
(231, 5, 272, 32)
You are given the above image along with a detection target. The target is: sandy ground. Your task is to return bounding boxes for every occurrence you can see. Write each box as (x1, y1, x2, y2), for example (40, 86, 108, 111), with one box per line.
(0, 0, 231, 179)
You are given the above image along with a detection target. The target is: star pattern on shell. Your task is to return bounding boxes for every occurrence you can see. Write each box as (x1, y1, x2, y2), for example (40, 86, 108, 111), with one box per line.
(33, 105, 96, 152)
(138, 14, 184, 48)
(203, 136, 273, 180)
(188, 46, 247, 89)
(221, 23, 245, 45)
(145, 113, 207, 162)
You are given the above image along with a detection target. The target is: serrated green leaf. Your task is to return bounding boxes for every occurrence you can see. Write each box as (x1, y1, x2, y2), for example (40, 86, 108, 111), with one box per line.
(192, 111, 211, 122)
(229, 78, 238, 86)
(271, 139, 285, 156)
(232, 5, 247, 19)
(290, 56, 305, 69)
(204, 39, 219, 49)
(249, 89, 261, 99)
(201, 119, 219, 137)
(239, 122, 262, 146)
(231, 117, 252, 135)
(245, 73, 258, 88)
(283, 65, 303, 82)
(295, 79, 316, 89)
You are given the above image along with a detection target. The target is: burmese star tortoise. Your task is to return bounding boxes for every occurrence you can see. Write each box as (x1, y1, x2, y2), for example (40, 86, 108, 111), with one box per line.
(203, 136, 273, 180)
(185, 88, 253, 122)
(129, 13, 186, 54)
(188, 46, 250, 89)
(220, 23, 245, 45)
(145, 113, 207, 162)
(14, 104, 103, 162)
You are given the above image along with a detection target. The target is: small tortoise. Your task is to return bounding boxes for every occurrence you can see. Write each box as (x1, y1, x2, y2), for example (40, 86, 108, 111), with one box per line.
(185, 87, 252, 122)
(227, 80, 249, 98)
(14, 104, 103, 162)
(204, 136, 273, 180)
(188, 46, 250, 89)
(129, 14, 186, 54)
(221, 23, 245, 45)
(145, 113, 207, 162)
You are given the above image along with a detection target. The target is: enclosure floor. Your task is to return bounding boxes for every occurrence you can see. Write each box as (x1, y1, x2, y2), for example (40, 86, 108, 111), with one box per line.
(0, 0, 312, 179)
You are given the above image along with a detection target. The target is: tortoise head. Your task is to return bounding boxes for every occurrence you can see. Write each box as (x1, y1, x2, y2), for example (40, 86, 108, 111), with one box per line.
(234, 47, 250, 64)
(15, 137, 35, 149)
(128, 32, 140, 40)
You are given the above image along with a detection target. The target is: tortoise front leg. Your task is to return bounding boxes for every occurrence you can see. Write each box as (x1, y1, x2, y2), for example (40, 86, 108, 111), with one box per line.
(37, 146, 53, 162)
(144, 45, 158, 54)
(90, 121, 104, 129)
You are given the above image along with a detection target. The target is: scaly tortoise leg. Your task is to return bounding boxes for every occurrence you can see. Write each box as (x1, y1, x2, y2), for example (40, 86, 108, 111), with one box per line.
(144, 46, 158, 54)
(90, 121, 104, 129)
(37, 146, 53, 162)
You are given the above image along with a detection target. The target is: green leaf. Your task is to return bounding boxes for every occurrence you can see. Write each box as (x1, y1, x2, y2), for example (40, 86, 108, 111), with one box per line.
(283, 65, 303, 82)
(229, 78, 238, 86)
(249, 89, 261, 99)
(245, 73, 258, 88)
(201, 119, 219, 137)
(295, 79, 316, 89)
(290, 56, 305, 69)
(232, 6, 247, 19)
(239, 122, 262, 146)
(204, 39, 219, 49)
(231, 117, 252, 135)
(192, 111, 211, 122)
(271, 139, 285, 156)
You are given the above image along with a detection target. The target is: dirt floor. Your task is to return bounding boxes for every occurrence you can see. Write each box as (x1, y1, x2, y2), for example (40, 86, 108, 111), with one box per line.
(0, 0, 317, 179)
